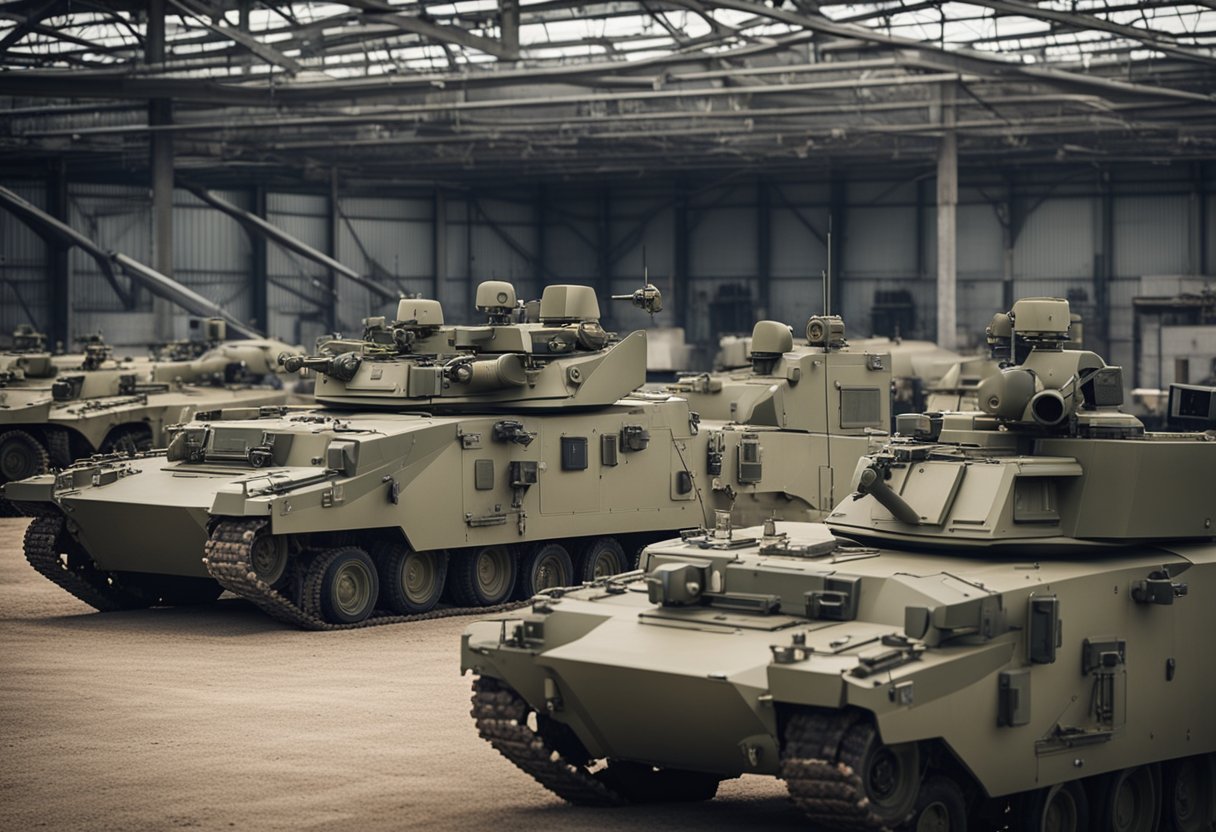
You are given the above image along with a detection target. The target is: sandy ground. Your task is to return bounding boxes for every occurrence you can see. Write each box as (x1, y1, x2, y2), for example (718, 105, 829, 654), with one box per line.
(0, 517, 805, 832)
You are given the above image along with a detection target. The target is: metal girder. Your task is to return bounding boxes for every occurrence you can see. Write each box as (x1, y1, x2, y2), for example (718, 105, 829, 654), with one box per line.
(0, 184, 262, 337)
(959, 0, 1216, 67)
(184, 184, 400, 301)
(0, 184, 132, 308)
(166, 0, 304, 73)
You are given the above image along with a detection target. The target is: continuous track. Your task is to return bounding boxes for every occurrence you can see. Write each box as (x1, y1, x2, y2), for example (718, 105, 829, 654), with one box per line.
(781, 710, 902, 831)
(23, 515, 153, 610)
(470, 676, 626, 806)
(203, 518, 526, 631)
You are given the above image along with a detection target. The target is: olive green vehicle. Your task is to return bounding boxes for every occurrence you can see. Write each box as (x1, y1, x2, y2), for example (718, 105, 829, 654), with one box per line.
(0, 334, 298, 515)
(6, 281, 892, 627)
(699, 325, 997, 425)
(461, 297, 1216, 831)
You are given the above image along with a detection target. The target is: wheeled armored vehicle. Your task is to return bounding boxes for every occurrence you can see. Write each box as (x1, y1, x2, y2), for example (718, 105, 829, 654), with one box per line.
(462, 297, 1216, 831)
(0, 333, 297, 514)
(7, 282, 892, 627)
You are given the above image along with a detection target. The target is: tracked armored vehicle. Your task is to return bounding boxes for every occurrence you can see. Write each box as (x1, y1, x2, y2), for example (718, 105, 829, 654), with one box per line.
(7, 282, 892, 627)
(462, 297, 1216, 831)
(0, 334, 297, 515)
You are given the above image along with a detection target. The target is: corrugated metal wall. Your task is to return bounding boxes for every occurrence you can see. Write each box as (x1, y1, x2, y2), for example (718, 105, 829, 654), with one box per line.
(1, 164, 1210, 364)
(0, 182, 49, 340)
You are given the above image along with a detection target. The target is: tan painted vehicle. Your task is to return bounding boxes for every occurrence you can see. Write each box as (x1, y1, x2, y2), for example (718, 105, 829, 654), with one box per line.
(6, 282, 891, 627)
(703, 327, 997, 424)
(0, 333, 298, 515)
(461, 297, 1216, 831)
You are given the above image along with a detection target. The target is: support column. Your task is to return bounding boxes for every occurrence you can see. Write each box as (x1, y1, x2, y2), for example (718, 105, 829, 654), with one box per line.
(148, 0, 174, 341)
(46, 159, 70, 348)
(756, 178, 771, 320)
(250, 186, 268, 334)
(935, 85, 957, 350)
(673, 180, 689, 329)
(432, 188, 446, 303)
(500, 0, 520, 60)
(326, 170, 339, 331)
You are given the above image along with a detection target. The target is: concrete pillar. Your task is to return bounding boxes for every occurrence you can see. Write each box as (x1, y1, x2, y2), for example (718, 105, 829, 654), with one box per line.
(935, 86, 957, 350)
(148, 0, 174, 341)
(326, 169, 340, 331)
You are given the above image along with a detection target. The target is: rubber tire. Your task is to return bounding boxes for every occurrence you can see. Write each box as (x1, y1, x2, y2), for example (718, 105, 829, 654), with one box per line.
(906, 776, 967, 831)
(516, 542, 574, 598)
(574, 537, 626, 582)
(838, 720, 921, 827)
(1091, 765, 1161, 832)
(100, 426, 153, 456)
(374, 542, 448, 614)
(315, 547, 379, 625)
(1163, 754, 1216, 832)
(0, 429, 49, 484)
(448, 545, 518, 606)
(1019, 780, 1090, 832)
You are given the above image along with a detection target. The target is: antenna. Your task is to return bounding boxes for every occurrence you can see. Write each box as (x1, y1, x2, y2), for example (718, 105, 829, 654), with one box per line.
(824, 215, 833, 317)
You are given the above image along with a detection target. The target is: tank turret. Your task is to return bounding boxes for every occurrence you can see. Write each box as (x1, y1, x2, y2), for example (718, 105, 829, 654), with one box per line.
(827, 297, 1216, 551)
(663, 314, 891, 434)
(459, 296, 1216, 832)
(297, 282, 646, 411)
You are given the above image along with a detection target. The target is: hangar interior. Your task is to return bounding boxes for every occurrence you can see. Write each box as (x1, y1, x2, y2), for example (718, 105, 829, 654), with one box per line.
(2, 0, 1215, 394)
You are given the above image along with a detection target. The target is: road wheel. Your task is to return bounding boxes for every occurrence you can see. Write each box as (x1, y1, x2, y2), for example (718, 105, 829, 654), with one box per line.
(574, 536, 626, 582)
(907, 776, 967, 831)
(248, 528, 290, 588)
(100, 426, 153, 456)
(0, 429, 49, 484)
(1020, 781, 1089, 832)
(449, 544, 517, 606)
(1091, 765, 1161, 832)
(375, 542, 447, 614)
(838, 721, 921, 827)
(517, 542, 573, 598)
(0, 429, 50, 516)
(309, 547, 379, 624)
(1164, 754, 1216, 831)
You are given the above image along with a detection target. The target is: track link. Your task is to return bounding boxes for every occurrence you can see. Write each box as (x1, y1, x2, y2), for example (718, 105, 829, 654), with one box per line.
(203, 518, 526, 631)
(22, 515, 153, 611)
(780, 711, 901, 832)
(470, 676, 626, 807)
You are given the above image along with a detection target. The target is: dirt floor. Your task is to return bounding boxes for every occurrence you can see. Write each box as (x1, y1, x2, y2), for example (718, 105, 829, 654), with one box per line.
(0, 517, 804, 832)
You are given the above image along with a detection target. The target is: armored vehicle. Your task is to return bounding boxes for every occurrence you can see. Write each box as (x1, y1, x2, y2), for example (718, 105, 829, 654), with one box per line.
(462, 297, 1216, 831)
(0, 335, 297, 515)
(7, 282, 891, 627)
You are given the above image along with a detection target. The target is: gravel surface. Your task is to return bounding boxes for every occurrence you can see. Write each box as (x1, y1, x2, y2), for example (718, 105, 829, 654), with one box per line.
(0, 518, 803, 832)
